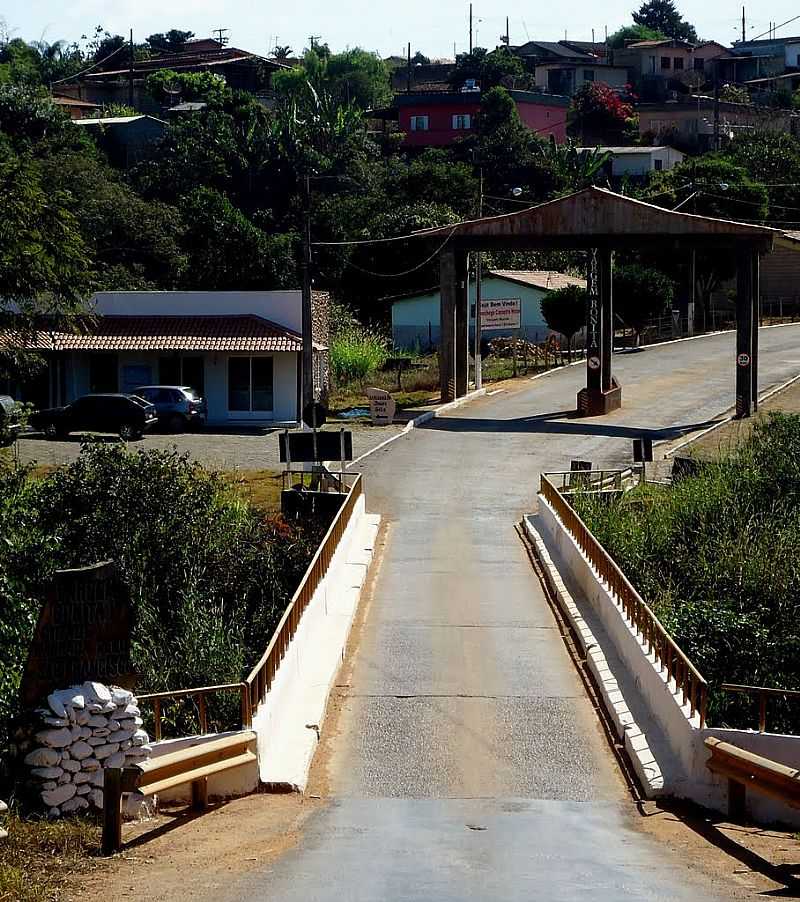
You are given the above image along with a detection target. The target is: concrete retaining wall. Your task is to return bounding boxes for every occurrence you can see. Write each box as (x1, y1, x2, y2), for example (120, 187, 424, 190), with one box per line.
(252, 495, 380, 791)
(533, 497, 800, 828)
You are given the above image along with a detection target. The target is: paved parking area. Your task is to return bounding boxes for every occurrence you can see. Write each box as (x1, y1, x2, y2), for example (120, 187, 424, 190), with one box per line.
(15, 421, 407, 472)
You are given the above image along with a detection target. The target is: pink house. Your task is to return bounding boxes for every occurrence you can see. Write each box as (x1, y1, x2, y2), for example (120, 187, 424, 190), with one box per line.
(395, 89, 570, 147)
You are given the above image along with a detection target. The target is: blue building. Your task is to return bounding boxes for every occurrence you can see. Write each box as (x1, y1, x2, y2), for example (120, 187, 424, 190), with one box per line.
(390, 270, 586, 350)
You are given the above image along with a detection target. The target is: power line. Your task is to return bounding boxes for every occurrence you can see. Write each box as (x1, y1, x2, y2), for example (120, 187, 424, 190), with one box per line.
(51, 41, 128, 85)
(336, 227, 459, 278)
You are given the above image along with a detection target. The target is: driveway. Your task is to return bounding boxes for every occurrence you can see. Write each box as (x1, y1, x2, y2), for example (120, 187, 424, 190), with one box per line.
(14, 420, 406, 472)
(217, 326, 800, 900)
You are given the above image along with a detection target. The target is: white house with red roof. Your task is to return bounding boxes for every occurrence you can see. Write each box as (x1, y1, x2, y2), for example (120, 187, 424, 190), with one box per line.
(1, 291, 328, 426)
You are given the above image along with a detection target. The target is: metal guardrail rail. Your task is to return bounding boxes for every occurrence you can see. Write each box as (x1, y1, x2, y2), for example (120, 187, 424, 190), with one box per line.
(245, 474, 363, 716)
(540, 472, 708, 727)
(721, 683, 800, 734)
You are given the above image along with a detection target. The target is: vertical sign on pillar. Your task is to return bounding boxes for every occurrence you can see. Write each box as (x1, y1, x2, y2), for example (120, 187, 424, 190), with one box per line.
(585, 248, 602, 395)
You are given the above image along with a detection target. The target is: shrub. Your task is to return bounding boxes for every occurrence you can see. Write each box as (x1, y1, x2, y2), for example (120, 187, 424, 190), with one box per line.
(573, 413, 800, 731)
(330, 324, 389, 384)
(0, 443, 321, 784)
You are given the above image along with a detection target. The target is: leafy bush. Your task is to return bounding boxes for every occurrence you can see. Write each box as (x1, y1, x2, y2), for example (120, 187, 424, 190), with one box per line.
(573, 413, 800, 731)
(330, 323, 389, 384)
(0, 443, 321, 783)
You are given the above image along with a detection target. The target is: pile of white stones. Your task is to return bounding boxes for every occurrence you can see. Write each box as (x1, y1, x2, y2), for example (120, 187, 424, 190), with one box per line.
(24, 682, 151, 817)
(0, 799, 7, 841)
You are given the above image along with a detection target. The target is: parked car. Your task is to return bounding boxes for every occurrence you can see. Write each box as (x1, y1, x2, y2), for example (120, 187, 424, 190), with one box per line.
(0, 395, 21, 446)
(30, 394, 158, 441)
(133, 385, 207, 432)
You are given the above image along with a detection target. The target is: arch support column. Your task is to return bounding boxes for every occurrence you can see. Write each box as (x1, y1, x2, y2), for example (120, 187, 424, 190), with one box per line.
(440, 247, 469, 402)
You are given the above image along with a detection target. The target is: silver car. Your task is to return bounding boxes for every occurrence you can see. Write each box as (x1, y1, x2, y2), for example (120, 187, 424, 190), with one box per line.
(133, 385, 207, 432)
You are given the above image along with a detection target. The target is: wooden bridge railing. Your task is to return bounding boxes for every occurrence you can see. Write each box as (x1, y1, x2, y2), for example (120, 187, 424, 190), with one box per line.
(137, 683, 251, 742)
(540, 472, 708, 727)
(721, 684, 800, 734)
(245, 474, 363, 716)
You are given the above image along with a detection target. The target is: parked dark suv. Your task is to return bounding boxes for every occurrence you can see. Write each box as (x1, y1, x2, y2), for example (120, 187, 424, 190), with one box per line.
(133, 385, 207, 432)
(30, 394, 158, 441)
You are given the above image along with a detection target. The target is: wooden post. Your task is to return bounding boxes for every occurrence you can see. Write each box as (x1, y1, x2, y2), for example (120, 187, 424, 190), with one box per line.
(454, 251, 469, 398)
(586, 248, 602, 396)
(102, 767, 123, 855)
(440, 249, 457, 402)
(759, 691, 767, 733)
(728, 778, 747, 820)
(191, 777, 209, 810)
(751, 252, 760, 412)
(735, 251, 755, 418)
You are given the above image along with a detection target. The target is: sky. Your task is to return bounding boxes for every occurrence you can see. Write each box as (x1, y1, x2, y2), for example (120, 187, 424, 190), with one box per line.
(4, 0, 800, 60)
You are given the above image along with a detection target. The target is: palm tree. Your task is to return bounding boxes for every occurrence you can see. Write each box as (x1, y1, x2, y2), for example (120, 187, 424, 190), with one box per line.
(272, 44, 293, 61)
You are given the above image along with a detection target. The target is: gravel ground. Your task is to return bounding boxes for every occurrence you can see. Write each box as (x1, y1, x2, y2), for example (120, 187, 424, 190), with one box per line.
(13, 421, 408, 472)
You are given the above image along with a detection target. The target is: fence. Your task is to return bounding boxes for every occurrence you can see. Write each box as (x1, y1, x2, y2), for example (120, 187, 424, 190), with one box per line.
(721, 684, 800, 734)
(136, 475, 363, 739)
(540, 473, 708, 727)
(245, 474, 363, 716)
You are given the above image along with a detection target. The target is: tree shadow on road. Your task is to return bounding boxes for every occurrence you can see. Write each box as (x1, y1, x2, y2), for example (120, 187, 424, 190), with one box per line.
(419, 409, 722, 442)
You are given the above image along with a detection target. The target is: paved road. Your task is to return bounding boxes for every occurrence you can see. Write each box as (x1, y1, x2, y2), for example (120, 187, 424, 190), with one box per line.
(225, 326, 800, 901)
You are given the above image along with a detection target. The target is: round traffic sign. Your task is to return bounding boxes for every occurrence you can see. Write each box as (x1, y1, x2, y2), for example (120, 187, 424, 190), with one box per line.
(737, 352, 751, 367)
(302, 401, 328, 429)
(587, 356, 601, 371)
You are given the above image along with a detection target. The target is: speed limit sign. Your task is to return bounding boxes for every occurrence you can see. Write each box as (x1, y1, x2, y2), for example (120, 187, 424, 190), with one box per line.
(737, 352, 751, 367)
(587, 356, 601, 371)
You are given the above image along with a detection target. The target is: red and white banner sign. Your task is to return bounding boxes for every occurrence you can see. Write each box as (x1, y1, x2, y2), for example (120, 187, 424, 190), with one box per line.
(481, 298, 521, 330)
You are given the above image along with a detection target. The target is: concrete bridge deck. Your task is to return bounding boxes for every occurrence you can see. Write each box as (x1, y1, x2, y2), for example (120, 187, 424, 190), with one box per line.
(224, 325, 800, 901)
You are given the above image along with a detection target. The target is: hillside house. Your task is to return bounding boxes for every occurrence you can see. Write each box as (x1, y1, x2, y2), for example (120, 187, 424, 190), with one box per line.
(73, 115, 167, 167)
(578, 145, 685, 179)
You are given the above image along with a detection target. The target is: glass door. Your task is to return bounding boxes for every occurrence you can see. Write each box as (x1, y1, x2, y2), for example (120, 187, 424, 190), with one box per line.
(227, 356, 274, 417)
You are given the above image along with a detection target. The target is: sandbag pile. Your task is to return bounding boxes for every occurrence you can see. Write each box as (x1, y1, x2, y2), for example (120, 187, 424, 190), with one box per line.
(24, 682, 151, 817)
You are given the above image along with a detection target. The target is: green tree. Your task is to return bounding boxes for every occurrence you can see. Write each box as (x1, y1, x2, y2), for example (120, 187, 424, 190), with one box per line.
(272, 44, 294, 61)
(631, 0, 698, 43)
(535, 137, 611, 191)
(722, 131, 800, 216)
(607, 24, 667, 48)
(448, 47, 525, 90)
(180, 187, 297, 289)
(540, 285, 587, 361)
(613, 263, 674, 344)
(144, 69, 231, 105)
(325, 48, 392, 109)
(146, 30, 194, 53)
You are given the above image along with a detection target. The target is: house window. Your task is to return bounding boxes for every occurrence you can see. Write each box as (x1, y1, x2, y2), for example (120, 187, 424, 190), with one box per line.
(159, 355, 205, 396)
(661, 56, 671, 70)
(654, 158, 663, 171)
(451, 114, 471, 129)
(693, 57, 705, 71)
(674, 57, 684, 70)
(410, 115, 429, 131)
(228, 357, 273, 413)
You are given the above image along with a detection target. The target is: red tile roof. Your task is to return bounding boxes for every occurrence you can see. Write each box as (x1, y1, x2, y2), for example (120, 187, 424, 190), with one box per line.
(0, 315, 308, 353)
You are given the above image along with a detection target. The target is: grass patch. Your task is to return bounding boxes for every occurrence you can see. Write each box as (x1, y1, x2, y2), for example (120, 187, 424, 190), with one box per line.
(1, 810, 99, 902)
(227, 469, 284, 514)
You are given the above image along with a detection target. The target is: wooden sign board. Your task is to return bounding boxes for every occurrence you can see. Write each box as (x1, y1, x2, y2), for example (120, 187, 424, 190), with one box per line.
(366, 388, 396, 426)
(279, 430, 353, 463)
(21, 561, 136, 707)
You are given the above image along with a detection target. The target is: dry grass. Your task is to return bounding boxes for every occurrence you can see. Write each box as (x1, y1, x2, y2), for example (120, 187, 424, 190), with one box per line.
(227, 469, 284, 514)
(0, 810, 100, 902)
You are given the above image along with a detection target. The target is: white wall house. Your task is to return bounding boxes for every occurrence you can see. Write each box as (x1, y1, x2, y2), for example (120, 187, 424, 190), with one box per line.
(390, 271, 586, 349)
(4, 291, 328, 426)
(580, 145, 685, 178)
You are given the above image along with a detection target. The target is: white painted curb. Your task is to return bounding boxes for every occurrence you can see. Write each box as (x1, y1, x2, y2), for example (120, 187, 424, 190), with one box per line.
(523, 516, 665, 798)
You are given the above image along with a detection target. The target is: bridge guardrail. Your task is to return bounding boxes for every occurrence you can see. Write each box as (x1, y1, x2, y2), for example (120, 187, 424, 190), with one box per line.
(720, 684, 800, 734)
(540, 472, 708, 727)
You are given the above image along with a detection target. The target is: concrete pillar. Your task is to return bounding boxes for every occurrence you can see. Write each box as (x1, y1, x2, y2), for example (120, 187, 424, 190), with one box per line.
(454, 250, 469, 398)
(735, 250, 755, 418)
(751, 252, 760, 412)
(599, 249, 614, 393)
(585, 248, 602, 396)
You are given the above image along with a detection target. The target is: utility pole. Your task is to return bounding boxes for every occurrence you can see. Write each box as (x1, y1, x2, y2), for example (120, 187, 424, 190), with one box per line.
(301, 174, 314, 409)
(213, 28, 229, 46)
(506, 16, 510, 46)
(469, 3, 473, 53)
(741, 7, 746, 43)
(407, 41, 412, 93)
(128, 29, 134, 109)
(474, 167, 484, 389)
(713, 58, 720, 151)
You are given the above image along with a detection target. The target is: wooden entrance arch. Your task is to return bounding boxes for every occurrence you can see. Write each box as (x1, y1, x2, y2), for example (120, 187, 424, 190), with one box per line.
(419, 187, 783, 417)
